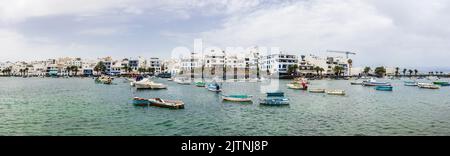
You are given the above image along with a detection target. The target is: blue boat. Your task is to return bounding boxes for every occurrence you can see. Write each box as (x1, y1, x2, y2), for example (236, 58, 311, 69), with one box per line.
(362, 78, 391, 86)
(133, 97, 150, 106)
(260, 92, 289, 106)
(404, 81, 418, 86)
(375, 86, 393, 91)
(206, 83, 222, 92)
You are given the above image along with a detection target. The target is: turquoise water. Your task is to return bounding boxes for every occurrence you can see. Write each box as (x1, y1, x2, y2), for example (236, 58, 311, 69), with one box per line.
(0, 77, 449, 136)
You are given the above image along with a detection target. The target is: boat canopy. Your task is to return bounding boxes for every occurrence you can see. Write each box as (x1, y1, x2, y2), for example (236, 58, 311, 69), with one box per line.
(267, 92, 284, 97)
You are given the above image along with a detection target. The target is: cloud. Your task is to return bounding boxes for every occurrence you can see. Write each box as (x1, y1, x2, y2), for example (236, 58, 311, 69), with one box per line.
(0, 29, 113, 61)
(1, 0, 450, 67)
(198, 0, 450, 67)
(0, 0, 267, 23)
(78, 27, 124, 36)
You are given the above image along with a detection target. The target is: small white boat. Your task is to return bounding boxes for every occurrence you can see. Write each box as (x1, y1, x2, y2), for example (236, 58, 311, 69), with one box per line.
(427, 76, 439, 81)
(418, 83, 440, 89)
(362, 78, 391, 86)
(222, 95, 253, 102)
(206, 83, 222, 92)
(148, 98, 184, 109)
(309, 89, 326, 93)
(174, 77, 191, 85)
(287, 83, 308, 90)
(326, 90, 346, 96)
(134, 78, 167, 89)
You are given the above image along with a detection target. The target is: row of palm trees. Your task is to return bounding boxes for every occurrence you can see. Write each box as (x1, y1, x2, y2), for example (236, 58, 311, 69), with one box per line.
(65, 66, 80, 76)
(92, 61, 159, 76)
(428, 71, 445, 75)
(394, 67, 419, 77)
(1, 67, 12, 76)
(1, 67, 29, 76)
(363, 66, 387, 77)
(394, 68, 445, 77)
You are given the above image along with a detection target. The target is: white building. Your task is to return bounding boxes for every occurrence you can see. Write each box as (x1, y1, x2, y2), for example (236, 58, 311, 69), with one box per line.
(303, 54, 350, 76)
(261, 52, 299, 76)
(180, 53, 202, 71)
(204, 50, 226, 68)
(148, 57, 162, 74)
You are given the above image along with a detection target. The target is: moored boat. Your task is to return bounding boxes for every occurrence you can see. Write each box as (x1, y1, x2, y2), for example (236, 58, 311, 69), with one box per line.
(222, 94, 253, 102)
(418, 83, 440, 89)
(404, 81, 418, 86)
(148, 98, 185, 109)
(350, 82, 364, 85)
(260, 92, 289, 106)
(326, 90, 346, 96)
(433, 81, 449, 86)
(309, 89, 326, 93)
(174, 77, 191, 85)
(195, 81, 206, 87)
(132, 97, 150, 106)
(134, 78, 167, 89)
(362, 78, 391, 86)
(206, 83, 222, 92)
(287, 83, 308, 90)
(95, 75, 113, 84)
(375, 86, 393, 91)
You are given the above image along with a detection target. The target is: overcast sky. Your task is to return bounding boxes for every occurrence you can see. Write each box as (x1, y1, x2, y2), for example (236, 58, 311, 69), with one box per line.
(1, 0, 450, 68)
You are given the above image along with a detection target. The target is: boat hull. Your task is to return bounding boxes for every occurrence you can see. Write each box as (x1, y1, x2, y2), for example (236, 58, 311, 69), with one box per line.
(362, 82, 391, 86)
(309, 89, 326, 93)
(287, 84, 307, 90)
(326, 90, 346, 96)
(133, 98, 150, 106)
(260, 98, 290, 106)
(350, 82, 363, 85)
(418, 83, 440, 89)
(195, 82, 206, 87)
(134, 82, 167, 89)
(222, 95, 252, 102)
(434, 82, 449, 86)
(375, 86, 393, 91)
(148, 99, 185, 109)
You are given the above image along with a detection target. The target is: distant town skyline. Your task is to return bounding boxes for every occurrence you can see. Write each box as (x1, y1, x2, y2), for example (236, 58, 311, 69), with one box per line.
(1, 0, 450, 68)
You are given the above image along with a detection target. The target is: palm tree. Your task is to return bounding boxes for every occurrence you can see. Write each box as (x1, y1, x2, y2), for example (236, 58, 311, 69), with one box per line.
(347, 59, 353, 76)
(201, 64, 205, 79)
(403, 69, 407, 76)
(408, 69, 413, 76)
(288, 64, 299, 76)
(148, 67, 155, 75)
(319, 67, 325, 77)
(233, 65, 238, 80)
(333, 66, 345, 78)
(414, 69, 418, 76)
(314, 66, 321, 76)
(71, 66, 79, 76)
(94, 61, 107, 75)
(138, 67, 146, 75)
(374, 66, 387, 77)
(363, 67, 371, 76)
(24, 68, 29, 76)
(122, 64, 133, 75)
(395, 67, 400, 77)
(255, 53, 261, 79)
(66, 66, 72, 76)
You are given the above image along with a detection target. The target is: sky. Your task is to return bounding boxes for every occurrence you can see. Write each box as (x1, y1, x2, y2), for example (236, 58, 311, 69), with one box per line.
(1, 0, 450, 69)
